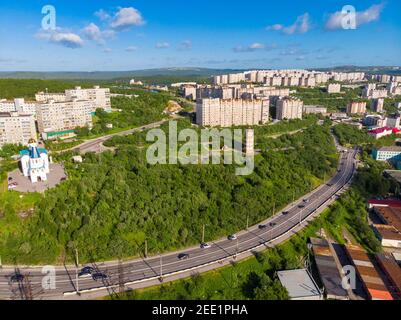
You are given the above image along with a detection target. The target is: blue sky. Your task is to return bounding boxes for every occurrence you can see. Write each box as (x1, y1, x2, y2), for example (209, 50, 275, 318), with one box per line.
(0, 0, 400, 71)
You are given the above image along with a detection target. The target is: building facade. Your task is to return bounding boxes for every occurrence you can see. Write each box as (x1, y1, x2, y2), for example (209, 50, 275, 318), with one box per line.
(0, 112, 37, 148)
(276, 97, 303, 120)
(20, 140, 50, 183)
(196, 98, 269, 127)
(36, 99, 94, 139)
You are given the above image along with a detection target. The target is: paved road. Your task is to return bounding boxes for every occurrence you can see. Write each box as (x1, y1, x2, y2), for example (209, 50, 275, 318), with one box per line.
(0, 144, 358, 300)
(60, 120, 168, 154)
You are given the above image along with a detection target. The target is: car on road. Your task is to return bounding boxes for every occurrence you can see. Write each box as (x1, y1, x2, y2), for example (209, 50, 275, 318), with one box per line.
(79, 266, 95, 278)
(10, 273, 24, 283)
(178, 253, 190, 260)
(200, 243, 211, 249)
(269, 222, 277, 227)
(282, 211, 289, 215)
(327, 183, 333, 187)
(258, 224, 267, 230)
(298, 204, 305, 209)
(228, 234, 238, 241)
(92, 272, 108, 281)
(303, 198, 310, 203)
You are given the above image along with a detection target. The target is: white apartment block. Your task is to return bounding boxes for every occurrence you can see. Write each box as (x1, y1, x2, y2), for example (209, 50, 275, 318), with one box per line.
(196, 98, 269, 127)
(327, 83, 342, 94)
(372, 98, 384, 113)
(276, 98, 303, 120)
(36, 86, 111, 112)
(244, 129, 254, 155)
(0, 98, 38, 117)
(347, 101, 367, 115)
(214, 69, 365, 87)
(0, 112, 37, 148)
(303, 106, 328, 114)
(36, 99, 94, 139)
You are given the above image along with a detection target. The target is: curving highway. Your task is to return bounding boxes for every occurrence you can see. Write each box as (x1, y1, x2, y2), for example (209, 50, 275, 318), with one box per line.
(0, 146, 358, 300)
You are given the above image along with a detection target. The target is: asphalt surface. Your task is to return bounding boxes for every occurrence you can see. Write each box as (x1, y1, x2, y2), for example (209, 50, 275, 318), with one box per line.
(0, 145, 357, 300)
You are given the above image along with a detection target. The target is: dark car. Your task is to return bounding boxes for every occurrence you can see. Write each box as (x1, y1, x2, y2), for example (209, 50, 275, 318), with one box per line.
(10, 273, 24, 283)
(258, 224, 267, 230)
(282, 211, 289, 215)
(178, 253, 190, 260)
(298, 204, 305, 209)
(269, 222, 277, 227)
(92, 273, 108, 281)
(79, 266, 95, 278)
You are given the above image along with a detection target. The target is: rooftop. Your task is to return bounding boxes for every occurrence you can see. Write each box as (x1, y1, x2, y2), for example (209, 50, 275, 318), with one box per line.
(374, 224, 401, 241)
(277, 269, 322, 300)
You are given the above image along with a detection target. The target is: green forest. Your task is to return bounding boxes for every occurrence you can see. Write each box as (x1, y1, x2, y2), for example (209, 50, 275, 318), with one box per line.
(0, 119, 338, 264)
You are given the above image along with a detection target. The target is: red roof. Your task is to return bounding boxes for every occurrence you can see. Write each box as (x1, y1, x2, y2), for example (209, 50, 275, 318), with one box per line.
(369, 127, 392, 134)
(369, 199, 401, 208)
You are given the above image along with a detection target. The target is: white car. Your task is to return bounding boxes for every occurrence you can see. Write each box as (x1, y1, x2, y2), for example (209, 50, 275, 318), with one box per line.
(200, 243, 211, 249)
(228, 235, 238, 241)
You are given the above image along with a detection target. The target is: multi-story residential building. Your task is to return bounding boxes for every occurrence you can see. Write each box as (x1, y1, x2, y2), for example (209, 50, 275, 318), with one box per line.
(35, 92, 67, 102)
(244, 129, 254, 155)
(303, 106, 328, 115)
(346, 101, 367, 115)
(327, 83, 341, 94)
(372, 146, 401, 161)
(372, 98, 385, 113)
(385, 115, 401, 129)
(196, 98, 269, 127)
(276, 97, 303, 120)
(0, 112, 37, 147)
(36, 99, 94, 140)
(36, 86, 111, 112)
(0, 98, 38, 116)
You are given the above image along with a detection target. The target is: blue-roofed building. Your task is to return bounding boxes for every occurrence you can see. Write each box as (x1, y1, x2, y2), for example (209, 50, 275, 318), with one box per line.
(20, 139, 49, 183)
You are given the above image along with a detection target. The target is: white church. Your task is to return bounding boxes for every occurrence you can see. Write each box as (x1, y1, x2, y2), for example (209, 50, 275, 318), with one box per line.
(20, 139, 50, 183)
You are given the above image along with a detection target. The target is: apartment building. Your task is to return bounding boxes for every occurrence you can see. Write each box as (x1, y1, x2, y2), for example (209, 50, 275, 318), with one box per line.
(276, 97, 303, 120)
(0, 98, 38, 116)
(36, 86, 111, 112)
(0, 112, 37, 147)
(327, 83, 341, 94)
(371, 98, 385, 113)
(346, 101, 367, 115)
(303, 106, 328, 115)
(196, 98, 269, 127)
(36, 99, 94, 140)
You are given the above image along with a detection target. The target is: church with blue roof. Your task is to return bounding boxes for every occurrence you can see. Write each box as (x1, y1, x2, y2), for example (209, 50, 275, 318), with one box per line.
(20, 139, 50, 183)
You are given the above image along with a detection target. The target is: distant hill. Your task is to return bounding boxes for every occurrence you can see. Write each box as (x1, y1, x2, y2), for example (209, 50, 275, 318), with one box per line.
(0, 68, 245, 80)
(313, 65, 401, 75)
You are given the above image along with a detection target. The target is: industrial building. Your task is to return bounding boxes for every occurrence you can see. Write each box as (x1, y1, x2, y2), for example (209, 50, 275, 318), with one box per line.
(345, 245, 393, 300)
(277, 269, 323, 300)
(310, 238, 349, 300)
(375, 253, 401, 299)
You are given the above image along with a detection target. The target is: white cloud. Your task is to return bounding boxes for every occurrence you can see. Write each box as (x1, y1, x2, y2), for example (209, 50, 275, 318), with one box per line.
(266, 13, 310, 35)
(126, 46, 138, 52)
(82, 23, 115, 44)
(110, 7, 145, 30)
(95, 9, 110, 21)
(233, 42, 276, 53)
(36, 29, 84, 48)
(156, 42, 170, 49)
(179, 40, 192, 50)
(325, 3, 385, 30)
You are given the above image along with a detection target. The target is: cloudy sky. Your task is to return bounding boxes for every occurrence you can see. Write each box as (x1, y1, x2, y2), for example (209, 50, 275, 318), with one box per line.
(0, 0, 400, 71)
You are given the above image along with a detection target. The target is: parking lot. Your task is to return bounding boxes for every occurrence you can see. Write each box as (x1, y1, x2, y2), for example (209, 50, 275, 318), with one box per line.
(7, 164, 67, 193)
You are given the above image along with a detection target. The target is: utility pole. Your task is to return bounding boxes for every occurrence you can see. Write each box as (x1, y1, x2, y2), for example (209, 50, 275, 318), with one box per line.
(75, 248, 80, 294)
(144, 240, 148, 258)
(246, 214, 249, 230)
(201, 224, 205, 244)
(159, 254, 163, 282)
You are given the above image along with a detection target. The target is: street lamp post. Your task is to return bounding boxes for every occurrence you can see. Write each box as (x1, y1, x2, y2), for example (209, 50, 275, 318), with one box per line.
(75, 249, 80, 294)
